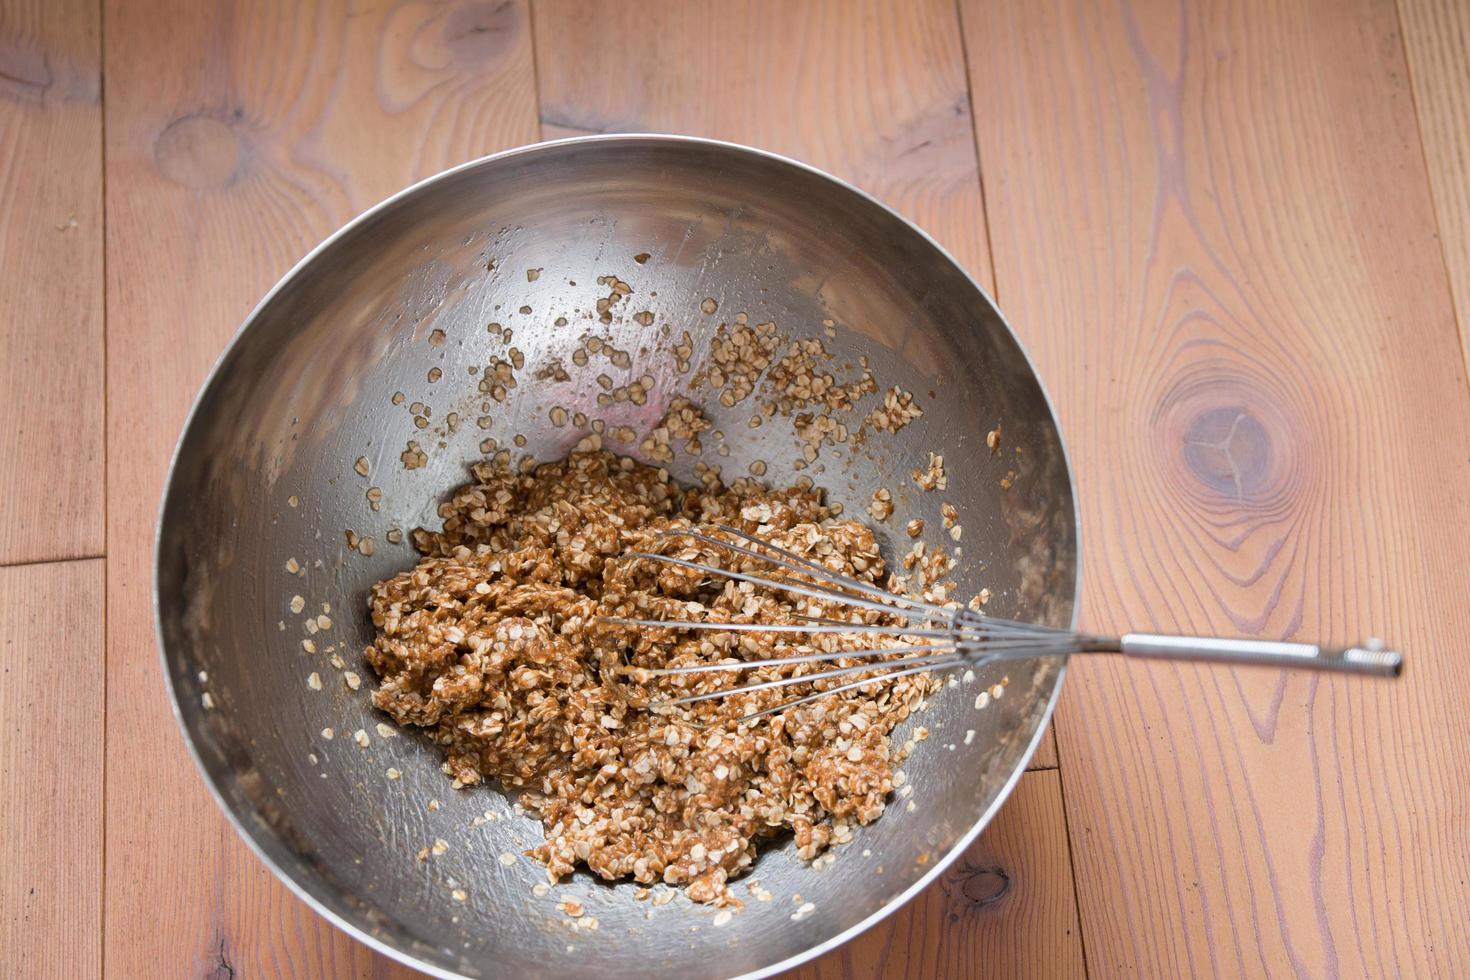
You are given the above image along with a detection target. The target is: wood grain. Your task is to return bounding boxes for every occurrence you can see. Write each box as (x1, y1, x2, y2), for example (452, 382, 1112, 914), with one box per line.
(785, 769, 1084, 980)
(961, 0, 1470, 974)
(0, 0, 103, 565)
(532, 0, 995, 294)
(102, 1, 538, 975)
(531, 0, 1062, 771)
(1399, 0, 1470, 372)
(0, 559, 104, 979)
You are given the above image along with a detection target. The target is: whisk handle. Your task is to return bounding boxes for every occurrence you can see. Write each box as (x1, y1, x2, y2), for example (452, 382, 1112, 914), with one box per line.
(1118, 634, 1403, 677)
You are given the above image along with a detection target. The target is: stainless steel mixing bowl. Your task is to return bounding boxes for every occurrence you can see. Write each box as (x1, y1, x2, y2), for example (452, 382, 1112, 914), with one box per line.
(157, 135, 1079, 978)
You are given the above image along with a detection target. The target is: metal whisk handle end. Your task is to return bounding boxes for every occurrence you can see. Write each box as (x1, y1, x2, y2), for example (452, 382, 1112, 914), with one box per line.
(1118, 634, 1403, 678)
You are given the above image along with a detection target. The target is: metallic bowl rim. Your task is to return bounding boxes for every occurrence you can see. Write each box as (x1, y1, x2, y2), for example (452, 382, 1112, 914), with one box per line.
(154, 133, 1082, 980)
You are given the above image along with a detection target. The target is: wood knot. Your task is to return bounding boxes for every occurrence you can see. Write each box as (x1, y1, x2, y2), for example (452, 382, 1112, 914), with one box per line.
(960, 864, 1011, 906)
(443, 1, 521, 66)
(1183, 407, 1270, 499)
(209, 937, 235, 980)
(155, 113, 245, 189)
(946, 861, 1011, 920)
(1155, 363, 1301, 510)
(0, 39, 52, 102)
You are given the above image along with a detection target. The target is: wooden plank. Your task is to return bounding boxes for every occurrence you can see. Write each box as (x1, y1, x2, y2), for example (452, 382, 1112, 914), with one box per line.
(0, 0, 103, 564)
(1399, 0, 1470, 371)
(532, 0, 1063, 771)
(533, 0, 993, 289)
(784, 769, 1084, 980)
(961, 0, 1470, 975)
(102, 1, 539, 975)
(0, 559, 104, 979)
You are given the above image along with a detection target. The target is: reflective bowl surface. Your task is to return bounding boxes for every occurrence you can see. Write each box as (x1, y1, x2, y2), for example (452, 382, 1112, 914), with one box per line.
(157, 135, 1078, 979)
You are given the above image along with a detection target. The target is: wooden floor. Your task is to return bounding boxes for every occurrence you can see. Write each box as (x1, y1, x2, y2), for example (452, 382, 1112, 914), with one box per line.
(3, 0, 1468, 975)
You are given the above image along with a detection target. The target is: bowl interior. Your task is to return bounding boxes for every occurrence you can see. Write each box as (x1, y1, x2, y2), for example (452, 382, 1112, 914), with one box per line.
(158, 137, 1077, 979)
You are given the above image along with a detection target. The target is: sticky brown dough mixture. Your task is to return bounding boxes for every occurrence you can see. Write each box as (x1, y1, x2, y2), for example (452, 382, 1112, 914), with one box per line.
(365, 449, 936, 905)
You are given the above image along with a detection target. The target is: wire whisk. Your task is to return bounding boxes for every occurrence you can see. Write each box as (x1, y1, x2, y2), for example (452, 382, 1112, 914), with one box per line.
(604, 525, 1402, 722)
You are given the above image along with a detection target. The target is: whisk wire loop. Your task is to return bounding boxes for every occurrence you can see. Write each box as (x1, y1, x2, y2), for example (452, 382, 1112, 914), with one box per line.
(603, 526, 1400, 719)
